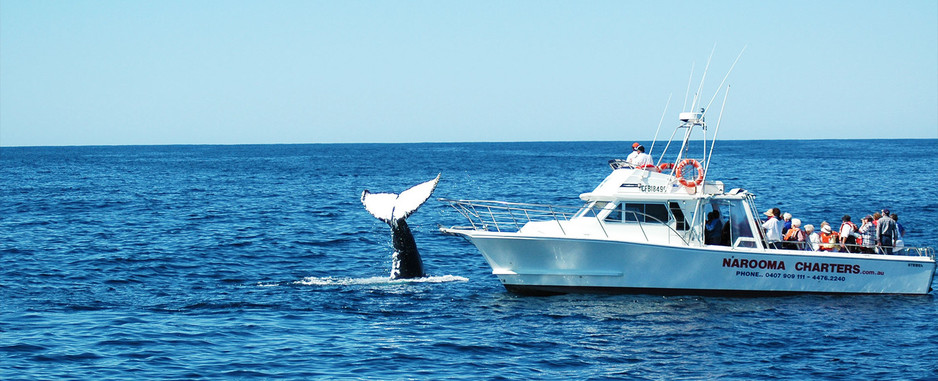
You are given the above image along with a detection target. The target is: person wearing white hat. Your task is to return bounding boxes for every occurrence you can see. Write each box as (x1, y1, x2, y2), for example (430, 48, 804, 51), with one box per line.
(762, 208, 783, 248)
(782, 218, 805, 250)
(819, 224, 835, 251)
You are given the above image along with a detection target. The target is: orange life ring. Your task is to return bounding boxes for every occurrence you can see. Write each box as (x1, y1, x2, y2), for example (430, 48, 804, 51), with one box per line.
(638, 164, 659, 172)
(674, 159, 704, 188)
(658, 162, 674, 171)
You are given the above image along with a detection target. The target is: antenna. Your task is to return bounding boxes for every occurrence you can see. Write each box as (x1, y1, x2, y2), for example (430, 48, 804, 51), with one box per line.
(655, 126, 680, 169)
(682, 62, 695, 112)
(690, 45, 716, 112)
(702, 85, 730, 184)
(702, 46, 746, 117)
(649, 93, 672, 156)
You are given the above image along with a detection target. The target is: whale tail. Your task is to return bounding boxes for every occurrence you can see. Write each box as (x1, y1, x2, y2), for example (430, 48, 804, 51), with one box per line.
(361, 174, 440, 279)
(361, 174, 440, 225)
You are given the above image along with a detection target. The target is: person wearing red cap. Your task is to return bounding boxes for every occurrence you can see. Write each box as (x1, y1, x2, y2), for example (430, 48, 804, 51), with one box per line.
(631, 145, 654, 169)
(626, 142, 640, 165)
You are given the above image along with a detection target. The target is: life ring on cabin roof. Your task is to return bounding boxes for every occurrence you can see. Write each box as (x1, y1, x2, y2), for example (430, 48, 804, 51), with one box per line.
(674, 159, 704, 188)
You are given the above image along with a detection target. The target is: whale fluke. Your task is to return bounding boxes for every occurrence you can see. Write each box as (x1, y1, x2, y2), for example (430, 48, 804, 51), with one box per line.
(361, 174, 440, 279)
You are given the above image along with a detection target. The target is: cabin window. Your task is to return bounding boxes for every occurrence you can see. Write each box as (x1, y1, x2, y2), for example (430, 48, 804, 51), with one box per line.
(669, 202, 689, 231)
(575, 201, 609, 218)
(725, 199, 757, 248)
(605, 203, 669, 224)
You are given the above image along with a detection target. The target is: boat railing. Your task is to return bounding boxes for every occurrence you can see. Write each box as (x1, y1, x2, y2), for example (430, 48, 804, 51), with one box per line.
(440, 199, 584, 234)
(440, 199, 690, 245)
(772, 241, 935, 259)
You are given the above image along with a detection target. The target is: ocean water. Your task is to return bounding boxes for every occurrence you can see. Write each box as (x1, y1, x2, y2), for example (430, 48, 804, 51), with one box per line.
(2, 140, 937, 379)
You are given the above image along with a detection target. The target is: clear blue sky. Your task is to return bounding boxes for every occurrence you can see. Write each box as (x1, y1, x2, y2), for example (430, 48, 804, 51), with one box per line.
(2, 1, 936, 146)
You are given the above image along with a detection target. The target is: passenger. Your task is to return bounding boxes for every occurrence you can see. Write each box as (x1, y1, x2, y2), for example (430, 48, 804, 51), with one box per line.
(820, 221, 841, 250)
(705, 211, 723, 245)
(858, 215, 876, 254)
(782, 212, 792, 236)
(872, 212, 881, 228)
(892, 213, 906, 237)
(720, 219, 731, 246)
(891, 213, 904, 251)
(819, 225, 835, 251)
(782, 218, 805, 250)
(839, 215, 859, 253)
(876, 209, 898, 254)
(762, 208, 783, 248)
(625, 142, 640, 165)
(631, 145, 655, 170)
(804, 224, 820, 251)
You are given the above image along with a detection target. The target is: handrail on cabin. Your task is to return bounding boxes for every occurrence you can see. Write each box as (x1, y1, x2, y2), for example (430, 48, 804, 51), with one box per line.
(440, 198, 689, 245)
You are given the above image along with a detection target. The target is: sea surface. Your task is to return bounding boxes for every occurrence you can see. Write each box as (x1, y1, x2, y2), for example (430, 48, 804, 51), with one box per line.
(2, 140, 937, 379)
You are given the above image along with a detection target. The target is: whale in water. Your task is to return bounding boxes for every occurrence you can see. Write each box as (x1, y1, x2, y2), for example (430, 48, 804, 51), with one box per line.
(361, 174, 440, 279)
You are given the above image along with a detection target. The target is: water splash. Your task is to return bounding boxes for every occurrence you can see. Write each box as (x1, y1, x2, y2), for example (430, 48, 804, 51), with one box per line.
(294, 275, 468, 286)
(253, 275, 469, 288)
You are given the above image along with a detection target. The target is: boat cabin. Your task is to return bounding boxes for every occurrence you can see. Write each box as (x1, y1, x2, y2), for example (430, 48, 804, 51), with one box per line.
(523, 167, 768, 250)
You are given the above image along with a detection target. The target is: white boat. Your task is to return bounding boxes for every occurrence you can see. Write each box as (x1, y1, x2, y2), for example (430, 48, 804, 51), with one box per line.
(440, 78, 936, 296)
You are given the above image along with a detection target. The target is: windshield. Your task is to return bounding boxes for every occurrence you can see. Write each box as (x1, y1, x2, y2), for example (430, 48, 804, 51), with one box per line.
(574, 201, 609, 218)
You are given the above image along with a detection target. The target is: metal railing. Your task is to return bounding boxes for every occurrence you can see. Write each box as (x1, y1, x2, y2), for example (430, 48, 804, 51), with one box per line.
(441, 199, 583, 233)
(771, 240, 935, 259)
(440, 199, 690, 245)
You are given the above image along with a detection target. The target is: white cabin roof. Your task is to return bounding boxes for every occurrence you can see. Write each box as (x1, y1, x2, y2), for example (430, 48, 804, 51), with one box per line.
(580, 168, 728, 202)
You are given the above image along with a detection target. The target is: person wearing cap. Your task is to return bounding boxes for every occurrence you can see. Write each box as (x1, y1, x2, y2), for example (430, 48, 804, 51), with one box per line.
(625, 142, 641, 165)
(858, 215, 876, 253)
(876, 208, 898, 254)
(804, 224, 820, 251)
(839, 215, 859, 253)
(761, 208, 783, 248)
(630, 145, 655, 169)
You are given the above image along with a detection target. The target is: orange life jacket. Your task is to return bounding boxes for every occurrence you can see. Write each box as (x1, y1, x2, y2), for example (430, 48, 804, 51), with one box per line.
(819, 232, 834, 251)
(784, 228, 804, 241)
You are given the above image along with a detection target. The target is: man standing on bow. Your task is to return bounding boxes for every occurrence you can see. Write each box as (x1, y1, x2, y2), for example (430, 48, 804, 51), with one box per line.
(876, 208, 898, 254)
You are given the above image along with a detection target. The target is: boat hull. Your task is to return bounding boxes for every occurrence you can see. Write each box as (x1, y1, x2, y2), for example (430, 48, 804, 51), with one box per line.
(452, 230, 936, 296)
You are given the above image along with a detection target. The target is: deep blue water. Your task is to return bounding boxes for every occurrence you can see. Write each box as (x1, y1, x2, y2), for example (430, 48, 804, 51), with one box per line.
(2, 140, 937, 379)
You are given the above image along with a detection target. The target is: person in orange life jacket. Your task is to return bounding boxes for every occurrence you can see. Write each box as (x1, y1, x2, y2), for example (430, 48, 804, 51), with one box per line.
(804, 224, 820, 251)
(819, 224, 836, 251)
(782, 218, 805, 250)
(839, 215, 859, 253)
(821, 221, 840, 245)
(876, 208, 898, 254)
(762, 208, 783, 247)
(858, 215, 876, 254)
(630, 145, 655, 170)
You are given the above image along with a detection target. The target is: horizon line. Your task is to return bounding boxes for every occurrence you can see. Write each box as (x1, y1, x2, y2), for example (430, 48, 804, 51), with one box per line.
(2, 137, 937, 149)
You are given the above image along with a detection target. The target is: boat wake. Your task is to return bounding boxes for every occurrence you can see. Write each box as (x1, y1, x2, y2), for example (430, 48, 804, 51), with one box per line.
(256, 275, 468, 288)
